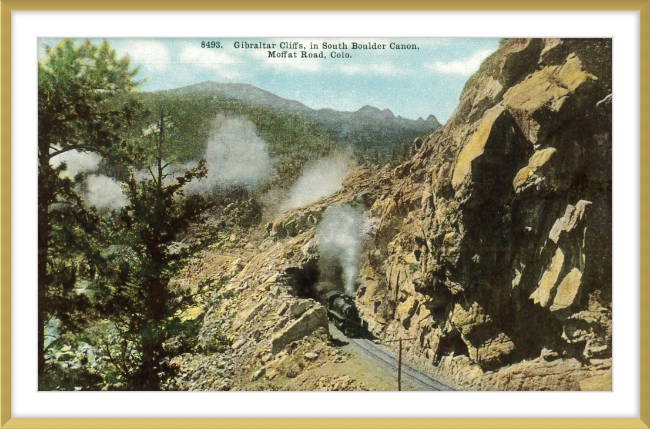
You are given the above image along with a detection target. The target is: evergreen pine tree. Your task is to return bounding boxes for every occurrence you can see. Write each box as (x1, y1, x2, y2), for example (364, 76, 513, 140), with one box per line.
(38, 39, 140, 379)
(94, 110, 208, 390)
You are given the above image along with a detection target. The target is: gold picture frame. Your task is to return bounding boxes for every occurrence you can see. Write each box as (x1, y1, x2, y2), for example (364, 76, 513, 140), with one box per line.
(1, 1, 648, 428)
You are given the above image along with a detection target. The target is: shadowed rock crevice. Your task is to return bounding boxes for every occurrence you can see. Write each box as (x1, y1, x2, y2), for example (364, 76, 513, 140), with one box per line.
(283, 259, 320, 300)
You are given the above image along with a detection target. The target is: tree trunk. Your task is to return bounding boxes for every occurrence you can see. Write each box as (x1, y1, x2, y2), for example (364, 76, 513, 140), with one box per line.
(37, 149, 52, 381)
(37, 299, 45, 380)
(37, 214, 48, 379)
(137, 325, 162, 391)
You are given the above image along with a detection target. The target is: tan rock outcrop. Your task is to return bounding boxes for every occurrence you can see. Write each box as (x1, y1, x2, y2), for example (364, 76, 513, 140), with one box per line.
(354, 38, 611, 390)
(271, 306, 328, 354)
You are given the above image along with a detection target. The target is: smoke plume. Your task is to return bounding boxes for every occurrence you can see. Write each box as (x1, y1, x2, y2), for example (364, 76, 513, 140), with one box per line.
(50, 115, 274, 211)
(83, 174, 128, 212)
(280, 155, 355, 212)
(52, 149, 128, 212)
(185, 115, 273, 195)
(51, 149, 102, 179)
(316, 204, 369, 295)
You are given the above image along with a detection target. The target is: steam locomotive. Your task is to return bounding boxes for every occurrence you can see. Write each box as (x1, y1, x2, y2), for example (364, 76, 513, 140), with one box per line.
(321, 291, 363, 337)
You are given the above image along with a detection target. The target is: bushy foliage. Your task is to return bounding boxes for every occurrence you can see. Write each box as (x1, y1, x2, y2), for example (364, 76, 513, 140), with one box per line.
(38, 38, 141, 378)
(92, 151, 208, 390)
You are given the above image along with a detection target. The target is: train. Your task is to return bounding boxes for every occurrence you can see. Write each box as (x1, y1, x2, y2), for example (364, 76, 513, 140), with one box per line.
(321, 290, 364, 337)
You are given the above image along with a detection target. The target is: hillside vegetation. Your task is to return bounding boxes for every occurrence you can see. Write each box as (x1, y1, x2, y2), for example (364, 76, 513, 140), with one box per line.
(124, 83, 440, 184)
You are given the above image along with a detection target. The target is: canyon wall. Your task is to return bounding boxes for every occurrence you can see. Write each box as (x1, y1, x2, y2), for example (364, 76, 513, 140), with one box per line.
(191, 38, 612, 390)
(357, 38, 612, 390)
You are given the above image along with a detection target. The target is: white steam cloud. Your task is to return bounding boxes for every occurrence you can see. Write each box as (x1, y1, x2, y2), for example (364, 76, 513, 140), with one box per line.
(84, 174, 128, 212)
(280, 155, 355, 212)
(51, 149, 128, 212)
(316, 204, 370, 295)
(185, 115, 273, 195)
(49, 115, 274, 211)
(51, 149, 102, 179)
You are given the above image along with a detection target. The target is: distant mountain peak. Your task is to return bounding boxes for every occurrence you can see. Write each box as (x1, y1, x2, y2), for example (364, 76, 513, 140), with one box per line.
(152, 82, 442, 147)
(357, 105, 380, 113)
(426, 115, 441, 127)
(160, 81, 312, 114)
(355, 105, 396, 120)
(162, 83, 439, 125)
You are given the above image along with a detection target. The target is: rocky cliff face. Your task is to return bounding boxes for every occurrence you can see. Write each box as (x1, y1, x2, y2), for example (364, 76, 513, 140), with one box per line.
(171, 168, 393, 390)
(356, 38, 612, 390)
(186, 38, 612, 391)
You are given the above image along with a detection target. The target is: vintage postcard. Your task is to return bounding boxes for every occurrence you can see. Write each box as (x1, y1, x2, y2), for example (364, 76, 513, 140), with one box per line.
(37, 37, 612, 392)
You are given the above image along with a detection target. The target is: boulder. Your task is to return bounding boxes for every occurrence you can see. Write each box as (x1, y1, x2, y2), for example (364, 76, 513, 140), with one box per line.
(289, 299, 313, 319)
(231, 339, 246, 350)
(503, 53, 596, 115)
(531, 247, 565, 307)
(549, 201, 591, 244)
(471, 333, 516, 367)
(271, 306, 328, 354)
(232, 301, 265, 331)
(550, 268, 583, 311)
(44, 317, 61, 349)
(451, 105, 506, 189)
(513, 147, 558, 193)
(251, 367, 266, 381)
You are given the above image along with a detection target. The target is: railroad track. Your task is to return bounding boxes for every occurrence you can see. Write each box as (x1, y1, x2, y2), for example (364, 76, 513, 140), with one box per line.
(349, 337, 454, 391)
(329, 323, 453, 391)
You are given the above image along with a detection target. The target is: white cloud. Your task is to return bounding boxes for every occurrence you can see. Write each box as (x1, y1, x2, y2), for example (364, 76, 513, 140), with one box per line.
(426, 49, 494, 76)
(180, 45, 237, 66)
(84, 175, 128, 212)
(261, 56, 400, 76)
(179, 45, 241, 79)
(242, 48, 322, 72)
(335, 63, 402, 76)
(264, 57, 323, 72)
(51, 150, 102, 179)
(280, 154, 355, 212)
(121, 40, 171, 72)
(37, 43, 46, 61)
(418, 38, 453, 48)
(184, 115, 274, 194)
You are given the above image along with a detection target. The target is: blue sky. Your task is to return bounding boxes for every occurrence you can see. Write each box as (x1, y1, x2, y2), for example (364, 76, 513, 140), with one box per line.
(38, 38, 499, 122)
